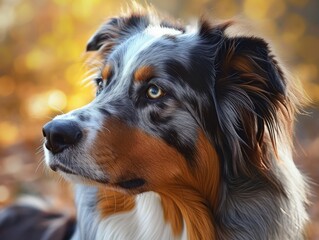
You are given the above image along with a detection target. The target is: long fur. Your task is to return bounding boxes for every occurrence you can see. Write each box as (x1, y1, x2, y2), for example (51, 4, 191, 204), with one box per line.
(43, 7, 308, 240)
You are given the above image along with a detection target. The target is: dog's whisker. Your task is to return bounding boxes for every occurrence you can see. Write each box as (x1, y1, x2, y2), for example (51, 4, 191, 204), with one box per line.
(82, 81, 95, 88)
(82, 67, 100, 76)
(35, 159, 46, 174)
(35, 148, 44, 156)
(81, 73, 99, 85)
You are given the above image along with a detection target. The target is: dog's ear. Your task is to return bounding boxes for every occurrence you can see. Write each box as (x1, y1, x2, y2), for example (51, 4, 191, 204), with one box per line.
(86, 14, 149, 53)
(199, 21, 290, 182)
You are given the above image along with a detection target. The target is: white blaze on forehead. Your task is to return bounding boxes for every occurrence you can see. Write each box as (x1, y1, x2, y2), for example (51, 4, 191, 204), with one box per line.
(144, 26, 183, 37)
(121, 25, 182, 81)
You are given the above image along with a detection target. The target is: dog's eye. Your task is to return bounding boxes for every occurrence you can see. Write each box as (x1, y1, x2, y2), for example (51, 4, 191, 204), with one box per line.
(146, 85, 164, 99)
(95, 77, 104, 95)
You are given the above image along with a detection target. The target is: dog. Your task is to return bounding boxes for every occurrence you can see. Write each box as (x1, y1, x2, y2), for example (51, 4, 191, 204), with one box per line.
(42, 8, 309, 240)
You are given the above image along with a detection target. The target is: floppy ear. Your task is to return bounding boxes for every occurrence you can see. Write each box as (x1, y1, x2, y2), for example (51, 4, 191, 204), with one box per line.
(86, 12, 185, 57)
(200, 22, 291, 183)
(86, 14, 150, 54)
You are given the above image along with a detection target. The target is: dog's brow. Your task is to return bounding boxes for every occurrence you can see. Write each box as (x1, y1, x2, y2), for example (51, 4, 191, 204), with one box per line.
(134, 65, 155, 82)
(102, 64, 113, 79)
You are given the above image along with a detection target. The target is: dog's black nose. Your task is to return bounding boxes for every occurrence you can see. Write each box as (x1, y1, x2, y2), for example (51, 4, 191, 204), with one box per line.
(42, 120, 82, 154)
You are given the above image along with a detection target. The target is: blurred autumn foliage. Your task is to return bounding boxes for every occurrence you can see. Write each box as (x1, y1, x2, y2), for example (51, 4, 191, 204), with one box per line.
(0, 0, 318, 238)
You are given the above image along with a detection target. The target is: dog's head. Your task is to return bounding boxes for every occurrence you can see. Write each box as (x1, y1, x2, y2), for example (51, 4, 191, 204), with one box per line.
(43, 11, 293, 195)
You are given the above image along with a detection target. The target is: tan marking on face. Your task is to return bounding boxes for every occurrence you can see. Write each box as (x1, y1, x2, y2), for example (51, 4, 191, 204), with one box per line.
(134, 65, 155, 82)
(102, 64, 113, 80)
(90, 118, 186, 190)
(90, 119, 220, 239)
(97, 188, 135, 218)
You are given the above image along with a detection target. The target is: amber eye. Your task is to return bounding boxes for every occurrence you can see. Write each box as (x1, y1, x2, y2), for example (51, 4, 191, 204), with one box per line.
(95, 77, 104, 95)
(146, 85, 164, 99)
(98, 79, 103, 88)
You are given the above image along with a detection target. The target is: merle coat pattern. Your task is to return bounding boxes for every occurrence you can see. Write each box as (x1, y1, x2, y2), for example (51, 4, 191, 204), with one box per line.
(43, 9, 308, 240)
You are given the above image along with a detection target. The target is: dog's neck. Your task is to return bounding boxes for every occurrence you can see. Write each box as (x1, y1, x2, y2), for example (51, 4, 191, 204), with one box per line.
(72, 186, 183, 240)
(73, 186, 220, 240)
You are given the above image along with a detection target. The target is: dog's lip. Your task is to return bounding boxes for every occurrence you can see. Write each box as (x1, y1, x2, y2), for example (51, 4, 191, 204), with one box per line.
(50, 162, 144, 188)
(49, 162, 77, 175)
(47, 156, 143, 188)
(49, 162, 109, 184)
(116, 178, 146, 189)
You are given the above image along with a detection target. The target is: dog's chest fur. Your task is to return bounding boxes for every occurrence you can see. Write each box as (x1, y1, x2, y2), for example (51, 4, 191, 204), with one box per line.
(72, 186, 187, 240)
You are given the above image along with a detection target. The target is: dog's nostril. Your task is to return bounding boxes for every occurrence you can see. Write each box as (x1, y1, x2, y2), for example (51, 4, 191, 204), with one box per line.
(49, 163, 58, 172)
(75, 132, 83, 142)
(42, 128, 46, 137)
(42, 120, 83, 154)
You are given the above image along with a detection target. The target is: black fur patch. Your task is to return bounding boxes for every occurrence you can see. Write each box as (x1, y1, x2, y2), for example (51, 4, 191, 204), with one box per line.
(78, 113, 91, 122)
(98, 108, 110, 116)
(161, 129, 196, 164)
(164, 59, 210, 93)
(86, 14, 150, 52)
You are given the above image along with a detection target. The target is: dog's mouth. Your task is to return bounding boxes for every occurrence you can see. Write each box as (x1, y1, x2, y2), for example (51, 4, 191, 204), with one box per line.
(50, 161, 109, 184)
(49, 162, 76, 175)
(117, 178, 146, 189)
(48, 157, 146, 190)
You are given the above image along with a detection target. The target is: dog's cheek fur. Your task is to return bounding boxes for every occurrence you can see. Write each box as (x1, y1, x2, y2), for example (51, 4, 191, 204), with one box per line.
(138, 103, 199, 164)
(92, 119, 220, 239)
(89, 118, 189, 190)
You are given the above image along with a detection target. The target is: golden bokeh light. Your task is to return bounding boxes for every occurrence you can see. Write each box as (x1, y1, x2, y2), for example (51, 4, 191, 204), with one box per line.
(214, 0, 239, 18)
(243, 0, 271, 20)
(0, 122, 18, 146)
(0, 0, 318, 238)
(0, 75, 15, 97)
(67, 92, 93, 110)
(26, 93, 51, 118)
(25, 48, 53, 71)
(282, 13, 306, 43)
(48, 90, 67, 111)
(269, 0, 286, 19)
(26, 90, 68, 117)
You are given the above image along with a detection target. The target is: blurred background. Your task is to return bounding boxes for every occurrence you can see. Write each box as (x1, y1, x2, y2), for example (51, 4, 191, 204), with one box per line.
(0, 0, 318, 238)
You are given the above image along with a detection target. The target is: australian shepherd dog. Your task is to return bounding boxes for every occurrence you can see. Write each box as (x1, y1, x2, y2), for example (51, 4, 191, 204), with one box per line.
(42, 7, 308, 240)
